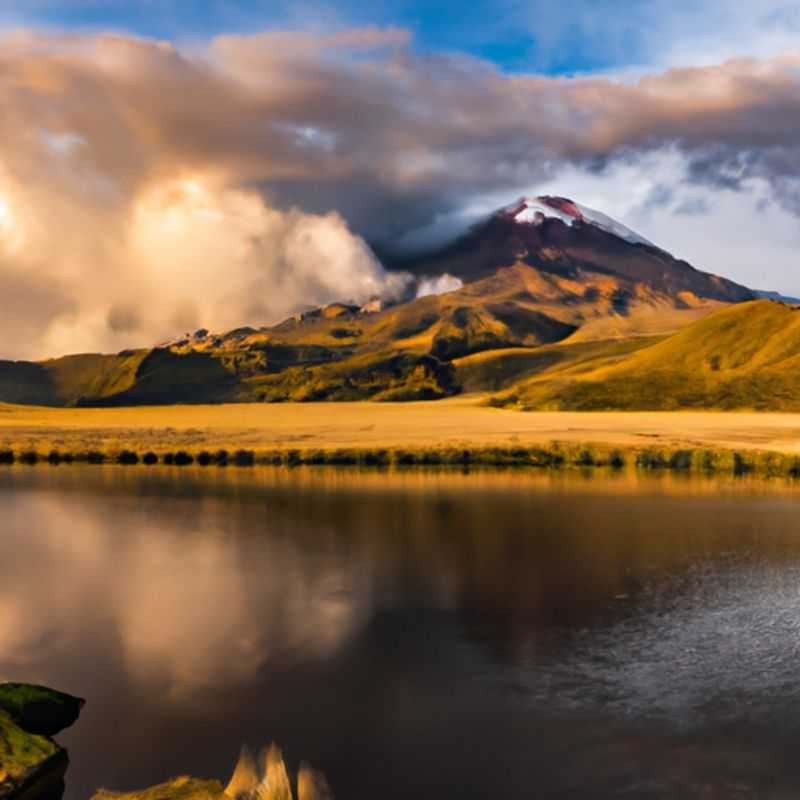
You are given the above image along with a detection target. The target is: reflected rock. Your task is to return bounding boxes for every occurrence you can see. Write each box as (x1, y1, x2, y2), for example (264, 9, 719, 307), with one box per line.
(93, 746, 332, 800)
(296, 765, 332, 800)
(223, 748, 258, 799)
(93, 776, 226, 799)
(258, 745, 292, 800)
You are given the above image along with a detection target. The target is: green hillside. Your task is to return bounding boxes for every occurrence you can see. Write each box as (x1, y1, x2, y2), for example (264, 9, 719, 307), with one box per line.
(454, 337, 661, 393)
(496, 300, 800, 411)
(0, 263, 753, 408)
(0, 351, 148, 406)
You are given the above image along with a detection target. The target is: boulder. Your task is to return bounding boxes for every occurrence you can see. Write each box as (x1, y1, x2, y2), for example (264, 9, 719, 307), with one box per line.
(0, 709, 68, 800)
(0, 685, 85, 738)
(0, 684, 84, 800)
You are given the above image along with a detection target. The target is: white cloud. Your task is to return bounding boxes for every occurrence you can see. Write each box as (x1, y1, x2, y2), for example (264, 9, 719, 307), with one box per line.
(533, 150, 800, 296)
(416, 273, 463, 298)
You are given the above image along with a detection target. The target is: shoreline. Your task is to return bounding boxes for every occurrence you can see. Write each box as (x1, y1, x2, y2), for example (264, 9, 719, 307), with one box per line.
(0, 441, 800, 478)
(3, 398, 800, 477)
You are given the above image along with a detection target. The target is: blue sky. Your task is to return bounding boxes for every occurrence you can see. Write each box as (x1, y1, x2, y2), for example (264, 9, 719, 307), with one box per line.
(0, 0, 768, 76)
(5, 0, 800, 78)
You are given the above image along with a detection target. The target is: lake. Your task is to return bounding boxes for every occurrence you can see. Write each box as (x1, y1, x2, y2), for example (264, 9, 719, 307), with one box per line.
(4, 466, 800, 798)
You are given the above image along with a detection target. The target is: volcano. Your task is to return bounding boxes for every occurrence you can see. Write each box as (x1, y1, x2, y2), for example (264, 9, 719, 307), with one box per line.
(0, 195, 770, 407)
(388, 195, 755, 304)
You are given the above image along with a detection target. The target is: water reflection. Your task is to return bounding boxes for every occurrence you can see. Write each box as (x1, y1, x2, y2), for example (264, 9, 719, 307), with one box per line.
(3, 467, 800, 798)
(0, 486, 369, 698)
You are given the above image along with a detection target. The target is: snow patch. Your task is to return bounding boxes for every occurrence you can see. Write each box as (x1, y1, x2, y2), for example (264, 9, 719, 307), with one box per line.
(512, 198, 577, 228)
(505, 196, 655, 248)
(573, 201, 655, 247)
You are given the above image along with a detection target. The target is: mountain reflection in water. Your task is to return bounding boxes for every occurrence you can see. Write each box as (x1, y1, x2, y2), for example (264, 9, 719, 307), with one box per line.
(3, 467, 800, 798)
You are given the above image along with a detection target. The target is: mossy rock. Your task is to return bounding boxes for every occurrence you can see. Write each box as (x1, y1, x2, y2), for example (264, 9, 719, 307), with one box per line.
(0, 685, 85, 737)
(91, 777, 226, 800)
(0, 709, 66, 800)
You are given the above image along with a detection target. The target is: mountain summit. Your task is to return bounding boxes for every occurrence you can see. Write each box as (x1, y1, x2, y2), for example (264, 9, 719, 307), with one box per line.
(392, 195, 754, 305)
(500, 196, 656, 248)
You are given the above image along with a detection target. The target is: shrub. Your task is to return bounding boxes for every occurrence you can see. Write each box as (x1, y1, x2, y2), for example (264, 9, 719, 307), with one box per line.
(20, 451, 38, 465)
(196, 451, 212, 466)
(233, 450, 255, 466)
(360, 449, 389, 466)
(636, 448, 669, 469)
(754, 451, 789, 477)
(87, 451, 105, 464)
(0, 450, 13, 464)
(162, 452, 175, 465)
(47, 450, 62, 465)
(690, 449, 715, 472)
(174, 451, 194, 466)
(116, 450, 139, 465)
(669, 450, 693, 471)
(286, 450, 302, 467)
(214, 450, 229, 466)
(733, 451, 754, 475)
(575, 447, 596, 467)
(608, 449, 625, 468)
(325, 449, 359, 465)
(142, 452, 158, 465)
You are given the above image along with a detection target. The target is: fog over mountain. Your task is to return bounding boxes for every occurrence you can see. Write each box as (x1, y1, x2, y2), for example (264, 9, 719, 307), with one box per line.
(2, 29, 800, 357)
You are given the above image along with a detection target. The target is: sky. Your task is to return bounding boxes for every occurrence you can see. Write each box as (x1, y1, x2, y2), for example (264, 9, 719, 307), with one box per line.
(0, 0, 800, 356)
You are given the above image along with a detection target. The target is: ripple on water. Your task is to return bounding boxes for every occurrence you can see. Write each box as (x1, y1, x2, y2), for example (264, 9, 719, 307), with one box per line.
(520, 558, 800, 730)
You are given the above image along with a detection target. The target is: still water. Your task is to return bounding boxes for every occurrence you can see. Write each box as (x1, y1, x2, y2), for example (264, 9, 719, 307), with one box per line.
(4, 466, 800, 798)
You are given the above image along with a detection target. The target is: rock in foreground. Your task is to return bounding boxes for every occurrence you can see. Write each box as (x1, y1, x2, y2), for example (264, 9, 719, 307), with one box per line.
(0, 683, 84, 800)
(0, 685, 85, 738)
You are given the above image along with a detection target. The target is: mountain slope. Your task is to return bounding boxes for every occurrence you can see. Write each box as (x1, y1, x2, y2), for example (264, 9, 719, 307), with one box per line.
(0, 196, 765, 407)
(495, 300, 800, 411)
(390, 196, 754, 303)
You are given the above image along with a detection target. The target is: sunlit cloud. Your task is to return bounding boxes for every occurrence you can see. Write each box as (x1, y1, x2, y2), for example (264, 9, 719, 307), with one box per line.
(1, 28, 800, 356)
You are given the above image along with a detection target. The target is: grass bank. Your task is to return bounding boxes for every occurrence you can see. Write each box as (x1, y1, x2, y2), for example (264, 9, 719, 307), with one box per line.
(2, 441, 800, 478)
(3, 398, 800, 476)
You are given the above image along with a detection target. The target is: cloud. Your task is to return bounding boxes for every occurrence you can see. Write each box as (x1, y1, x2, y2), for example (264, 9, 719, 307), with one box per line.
(1, 28, 800, 355)
(531, 150, 800, 297)
(416, 274, 463, 298)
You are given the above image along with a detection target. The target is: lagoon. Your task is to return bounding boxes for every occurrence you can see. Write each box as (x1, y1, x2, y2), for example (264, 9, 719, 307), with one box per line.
(3, 467, 800, 798)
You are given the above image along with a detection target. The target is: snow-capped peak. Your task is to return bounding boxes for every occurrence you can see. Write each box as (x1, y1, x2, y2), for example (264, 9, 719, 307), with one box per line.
(502, 196, 655, 248)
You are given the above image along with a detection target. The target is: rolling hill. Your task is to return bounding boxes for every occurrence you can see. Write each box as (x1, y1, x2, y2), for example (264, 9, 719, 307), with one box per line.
(0, 196, 773, 407)
(494, 300, 800, 411)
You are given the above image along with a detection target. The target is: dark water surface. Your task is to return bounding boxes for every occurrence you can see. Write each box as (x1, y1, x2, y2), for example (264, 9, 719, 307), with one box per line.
(4, 466, 800, 798)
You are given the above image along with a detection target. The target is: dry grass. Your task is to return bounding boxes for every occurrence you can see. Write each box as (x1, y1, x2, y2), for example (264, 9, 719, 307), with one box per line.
(3, 397, 800, 467)
(498, 300, 800, 411)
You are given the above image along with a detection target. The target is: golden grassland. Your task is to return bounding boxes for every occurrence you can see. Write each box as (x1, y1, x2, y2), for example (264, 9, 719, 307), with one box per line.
(498, 300, 800, 410)
(3, 395, 800, 475)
